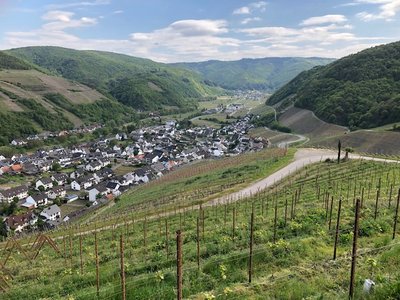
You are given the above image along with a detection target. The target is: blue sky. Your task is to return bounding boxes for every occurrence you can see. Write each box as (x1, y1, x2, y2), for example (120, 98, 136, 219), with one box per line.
(0, 0, 399, 62)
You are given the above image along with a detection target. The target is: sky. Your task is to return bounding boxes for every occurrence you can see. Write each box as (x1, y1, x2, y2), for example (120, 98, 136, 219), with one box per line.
(0, 0, 399, 63)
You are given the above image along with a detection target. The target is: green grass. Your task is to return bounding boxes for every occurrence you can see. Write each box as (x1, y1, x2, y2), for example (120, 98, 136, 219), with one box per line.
(2, 153, 400, 299)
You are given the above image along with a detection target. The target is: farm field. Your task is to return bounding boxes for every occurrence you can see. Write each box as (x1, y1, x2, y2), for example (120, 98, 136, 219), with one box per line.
(279, 107, 348, 138)
(2, 151, 400, 299)
(309, 130, 400, 156)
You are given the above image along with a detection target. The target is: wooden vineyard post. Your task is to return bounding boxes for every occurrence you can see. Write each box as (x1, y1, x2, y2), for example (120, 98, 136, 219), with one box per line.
(63, 235, 66, 264)
(232, 207, 236, 239)
(374, 185, 380, 220)
(360, 187, 364, 209)
(69, 234, 73, 269)
(349, 199, 361, 299)
(196, 217, 200, 270)
(333, 198, 342, 260)
(79, 234, 83, 275)
(273, 198, 278, 243)
(144, 217, 147, 249)
(389, 184, 393, 209)
(165, 219, 169, 258)
(120, 235, 126, 300)
(224, 205, 227, 226)
(328, 196, 334, 231)
(248, 211, 254, 283)
(176, 230, 183, 300)
(393, 188, 400, 240)
(202, 209, 205, 240)
(95, 232, 100, 298)
(284, 197, 288, 227)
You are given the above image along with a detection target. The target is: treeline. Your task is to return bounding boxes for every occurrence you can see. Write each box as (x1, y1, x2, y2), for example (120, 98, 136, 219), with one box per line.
(44, 93, 137, 125)
(0, 52, 32, 70)
(251, 113, 292, 133)
(108, 72, 200, 111)
(268, 41, 400, 130)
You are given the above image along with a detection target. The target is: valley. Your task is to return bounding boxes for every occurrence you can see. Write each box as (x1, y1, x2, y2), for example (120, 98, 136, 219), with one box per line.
(1, 35, 400, 300)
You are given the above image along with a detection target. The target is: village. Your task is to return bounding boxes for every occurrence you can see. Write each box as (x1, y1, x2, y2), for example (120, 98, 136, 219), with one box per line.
(0, 112, 268, 236)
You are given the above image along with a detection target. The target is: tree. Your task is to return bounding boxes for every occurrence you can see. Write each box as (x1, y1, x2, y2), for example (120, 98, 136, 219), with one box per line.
(344, 147, 354, 160)
(0, 217, 7, 237)
(52, 162, 61, 172)
(337, 140, 342, 164)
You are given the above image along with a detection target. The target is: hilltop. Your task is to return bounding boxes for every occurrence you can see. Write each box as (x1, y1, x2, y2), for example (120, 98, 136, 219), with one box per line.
(173, 57, 334, 91)
(267, 41, 400, 130)
(7, 47, 221, 111)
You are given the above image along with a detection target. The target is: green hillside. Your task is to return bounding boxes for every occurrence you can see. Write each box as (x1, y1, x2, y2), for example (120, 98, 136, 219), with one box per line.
(268, 41, 400, 130)
(0, 65, 136, 145)
(173, 57, 334, 91)
(7, 47, 220, 111)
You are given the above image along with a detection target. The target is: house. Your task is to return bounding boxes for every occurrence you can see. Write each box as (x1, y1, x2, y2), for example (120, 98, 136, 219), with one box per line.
(144, 152, 160, 164)
(23, 193, 48, 208)
(0, 185, 29, 203)
(88, 184, 109, 202)
(85, 161, 102, 172)
(5, 211, 36, 233)
(133, 168, 150, 183)
(10, 164, 23, 173)
(36, 177, 54, 190)
(65, 194, 79, 203)
(52, 173, 69, 186)
(20, 197, 37, 209)
(71, 175, 95, 191)
(10, 139, 27, 146)
(47, 186, 66, 200)
(22, 163, 39, 175)
(106, 181, 120, 192)
(40, 204, 61, 221)
(70, 168, 85, 179)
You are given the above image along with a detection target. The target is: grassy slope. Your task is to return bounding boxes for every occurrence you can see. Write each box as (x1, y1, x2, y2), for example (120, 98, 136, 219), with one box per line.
(0, 65, 136, 144)
(7, 47, 222, 111)
(267, 41, 400, 129)
(3, 152, 400, 299)
(279, 107, 348, 138)
(174, 57, 334, 91)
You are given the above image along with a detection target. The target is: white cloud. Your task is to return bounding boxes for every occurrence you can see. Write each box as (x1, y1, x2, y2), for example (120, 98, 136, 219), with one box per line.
(241, 17, 262, 24)
(233, 6, 250, 15)
(300, 15, 348, 26)
(41, 10, 97, 31)
(46, 0, 111, 10)
(233, 1, 267, 15)
(356, 0, 400, 21)
(113, 10, 124, 14)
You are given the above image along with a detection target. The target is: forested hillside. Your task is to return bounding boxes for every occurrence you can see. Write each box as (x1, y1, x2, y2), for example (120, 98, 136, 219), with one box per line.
(268, 41, 400, 129)
(174, 57, 334, 91)
(7, 47, 221, 111)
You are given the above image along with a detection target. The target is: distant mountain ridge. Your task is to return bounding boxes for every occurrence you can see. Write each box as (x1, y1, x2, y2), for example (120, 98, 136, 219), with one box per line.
(173, 57, 334, 91)
(268, 41, 400, 129)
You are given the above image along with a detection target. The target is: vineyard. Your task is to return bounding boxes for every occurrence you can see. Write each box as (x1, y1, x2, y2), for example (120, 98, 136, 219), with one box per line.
(1, 150, 400, 299)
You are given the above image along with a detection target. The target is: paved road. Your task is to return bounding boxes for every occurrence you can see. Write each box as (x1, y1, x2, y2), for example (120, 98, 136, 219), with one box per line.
(206, 148, 400, 207)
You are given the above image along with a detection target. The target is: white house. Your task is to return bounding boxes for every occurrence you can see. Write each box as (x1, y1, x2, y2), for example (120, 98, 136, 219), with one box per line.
(40, 204, 61, 221)
(71, 175, 95, 191)
(88, 184, 109, 202)
(47, 186, 66, 200)
(0, 185, 29, 203)
(51, 173, 69, 186)
(35, 177, 53, 191)
(85, 161, 102, 172)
